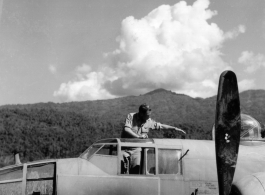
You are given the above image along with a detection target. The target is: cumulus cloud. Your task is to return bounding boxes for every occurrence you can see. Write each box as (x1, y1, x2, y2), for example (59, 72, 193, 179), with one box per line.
(238, 51, 265, 73)
(54, 67, 115, 101)
(54, 0, 245, 101)
(224, 25, 246, 39)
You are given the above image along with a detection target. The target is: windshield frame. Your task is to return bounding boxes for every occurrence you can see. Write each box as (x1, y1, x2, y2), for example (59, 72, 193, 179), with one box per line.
(79, 144, 104, 160)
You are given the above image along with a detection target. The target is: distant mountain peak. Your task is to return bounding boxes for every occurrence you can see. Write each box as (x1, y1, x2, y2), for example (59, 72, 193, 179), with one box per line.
(144, 88, 172, 95)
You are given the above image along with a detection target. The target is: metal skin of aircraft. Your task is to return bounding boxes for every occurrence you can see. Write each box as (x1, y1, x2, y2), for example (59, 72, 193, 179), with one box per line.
(0, 70, 265, 195)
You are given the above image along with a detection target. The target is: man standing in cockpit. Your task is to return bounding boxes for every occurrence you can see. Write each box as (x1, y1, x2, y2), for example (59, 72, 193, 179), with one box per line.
(122, 103, 185, 138)
(121, 103, 185, 174)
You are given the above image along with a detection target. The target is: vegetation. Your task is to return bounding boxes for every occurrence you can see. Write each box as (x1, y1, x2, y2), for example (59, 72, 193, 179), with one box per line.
(0, 89, 264, 167)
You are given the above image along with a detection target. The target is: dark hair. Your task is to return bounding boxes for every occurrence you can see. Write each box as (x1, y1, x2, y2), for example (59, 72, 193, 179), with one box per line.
(139, 104, 151, 114)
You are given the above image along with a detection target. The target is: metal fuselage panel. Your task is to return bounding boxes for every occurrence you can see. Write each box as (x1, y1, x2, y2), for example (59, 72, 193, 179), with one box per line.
(57, 175, 159, 195)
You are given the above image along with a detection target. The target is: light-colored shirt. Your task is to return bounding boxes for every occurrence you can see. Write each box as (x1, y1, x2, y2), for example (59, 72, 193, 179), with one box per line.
(122, 112, 161, 138)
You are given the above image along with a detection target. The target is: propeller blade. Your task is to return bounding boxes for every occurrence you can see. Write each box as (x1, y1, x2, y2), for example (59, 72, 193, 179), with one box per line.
(215, 70, 241, 195)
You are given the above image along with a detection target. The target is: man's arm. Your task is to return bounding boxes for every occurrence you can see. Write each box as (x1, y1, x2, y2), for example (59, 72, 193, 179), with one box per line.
(124, 127, 147, 138)
(160, 124, 186, 134)
(123, 113, 148, 139)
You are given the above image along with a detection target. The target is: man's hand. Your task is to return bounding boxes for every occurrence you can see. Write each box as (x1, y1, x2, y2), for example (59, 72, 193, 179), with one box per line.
(139, 134, 148, 139)
(160, 124, 186, 134)
(175, 127, 186, 134)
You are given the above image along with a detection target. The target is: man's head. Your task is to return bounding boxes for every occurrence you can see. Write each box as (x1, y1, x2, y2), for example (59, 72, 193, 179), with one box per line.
(138, 103, 151, 121)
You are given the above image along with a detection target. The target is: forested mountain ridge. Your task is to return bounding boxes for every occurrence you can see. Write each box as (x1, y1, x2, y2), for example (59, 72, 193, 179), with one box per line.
(0, 89, 264, 167)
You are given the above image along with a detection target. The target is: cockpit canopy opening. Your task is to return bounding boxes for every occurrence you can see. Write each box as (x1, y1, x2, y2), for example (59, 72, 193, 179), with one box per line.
(212, 114, 265, 141)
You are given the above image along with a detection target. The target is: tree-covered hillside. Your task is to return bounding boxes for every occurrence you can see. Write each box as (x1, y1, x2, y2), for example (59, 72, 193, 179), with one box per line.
(0, 89, 264, 167)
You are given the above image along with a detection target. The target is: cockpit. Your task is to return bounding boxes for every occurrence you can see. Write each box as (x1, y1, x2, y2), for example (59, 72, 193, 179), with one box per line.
(79, 138, 182, 176)
(240, 114, 265, 140)
(212, 114, 265, 144)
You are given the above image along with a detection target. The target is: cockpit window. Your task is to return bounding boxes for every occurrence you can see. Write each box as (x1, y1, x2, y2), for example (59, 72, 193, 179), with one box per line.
(0, 166, 23, 195)
(87, 144, 118, 175)
(96, 145, 117, 156)
(212, 114, 265, 141)
(121, 147, 155, 175)
(241, 114, 261, 139)
(0, 166, 23, 181)
(26, 163, 55, 195)
(146, 148, 155, 174)
(158, 149, 181, 174)
(80, 144, 118, 160)
(27, 163, 54, 179)
(80, 144, 103, 160)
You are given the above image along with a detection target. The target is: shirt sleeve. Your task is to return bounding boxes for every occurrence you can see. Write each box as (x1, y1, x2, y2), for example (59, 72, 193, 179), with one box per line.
(154, 122, 161, 130)
(149, 119, 161, 130)
(124, 113, 133, 129)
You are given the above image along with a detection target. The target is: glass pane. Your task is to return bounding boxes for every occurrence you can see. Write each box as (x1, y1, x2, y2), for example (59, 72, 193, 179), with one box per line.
(0, 166, 23, 181)
(0, 182, 22, 195)
(146, 149, 155, 174)
(27, 163, 54, 179)
(80, 145, 102, 160)
(158, 149, 180, 174)
(26, 180, 53, 195)
(96, 145, 117, 156)
(121, 147, 142, 175)
(240, 114, 262, 139)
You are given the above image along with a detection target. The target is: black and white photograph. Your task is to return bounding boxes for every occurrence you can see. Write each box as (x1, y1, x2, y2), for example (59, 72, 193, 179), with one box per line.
(0, 0, 265, 194)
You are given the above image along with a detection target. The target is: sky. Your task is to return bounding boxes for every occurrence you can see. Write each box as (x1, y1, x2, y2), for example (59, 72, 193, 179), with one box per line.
(0, 0, 264, 105)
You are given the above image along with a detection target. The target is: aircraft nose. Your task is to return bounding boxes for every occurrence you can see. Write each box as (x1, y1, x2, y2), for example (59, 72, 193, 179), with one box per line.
(231, 173, 265, 195)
